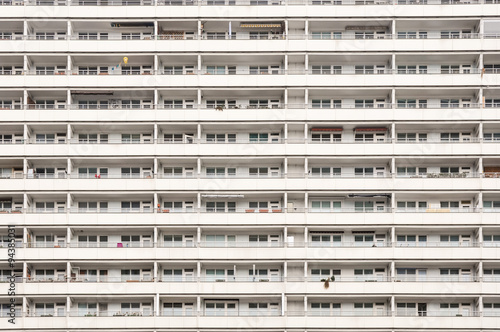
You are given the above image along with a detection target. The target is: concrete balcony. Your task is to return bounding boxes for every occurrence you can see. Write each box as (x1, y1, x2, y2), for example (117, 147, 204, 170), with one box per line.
(0, 175, 496, 192)
(12, 314, 500, 330)
(8, 245, 491, 261)
(1, 71, 496, 89)
(13, 279, 497, 299)
(0, 1, 499, 20)
(1, 107, 499, 123)
(1, 141, 495, 158)
(1, 209, 497, 226)
(2, 37, 500, 54)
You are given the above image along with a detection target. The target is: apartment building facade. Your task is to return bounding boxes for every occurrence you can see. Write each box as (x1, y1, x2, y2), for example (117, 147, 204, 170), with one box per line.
(0, 0, 500, 332)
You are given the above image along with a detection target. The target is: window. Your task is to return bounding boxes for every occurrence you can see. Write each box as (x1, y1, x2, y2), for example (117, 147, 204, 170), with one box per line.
(248, 303, 279, 316)
(163, 303, 194, 316)
(77, 235, 108, 248)
(311, 99, 331, 108)
(483, 234, 500, 246)
(483, 269, 500, 282)
(205, 234, 236, 247)
(206, 32, 226, 40)
(205, 167, 236, 177)
(354, 65, 375, 74)
(163, 133, 194, 143)
(311, 31, 342, 40)
(78, 167, 108, 179)
(121, 201, 141, 212)
(483, 303, 500, 316)
(398, 31, 418, 39)
(164, 66, 184, 75)
(440, 31, 461, 39)
(0, 201, 12, 211)
(121, 134, 141, 143)
(205, 202, 236, 213)
(163, 201, 194, 213)
(311, 167, 341, 177)
(353, 233, 374, 246)
(35, 201, 55, 212)
(440, 99, 460, 108)
(164, 100, 183, 109)
(396, 201, 427, 211)
(205, 301, 237, 316)
(120, 303, 151, 316)
(354, 131, 386, 142)
(206, 66, 226, 75)
(36, 32, 59, 40)
(164, 234, 195, 247)
(78, 66, 98, 75)
(484, 64, 500, 74)
(77, 303, 97, 317)
(121, 66, 141, 75)
(396, 133, 427, 142)
(354, 99, 374, 108)
(397, 303, 416, 316)
(484, 133, 500, 141)
(397, 99, 427, 108)
(439, 268, 465, 282)
(249, 202, 269, 211)
(249, 65, 272, 75)
(163, 167, 183, 178)
(440, 235, 470, 247)
(121, 167, 141, 178)
(440, 132, 470, 142)
(396, 167, 425, 177)
(353, 302, 374, 314)
(440, 65, 460, 74)
(206, 100, 236, 109)
(205, 269, 235, 282)
(312, 132, 342, 142)
(77, 202, 108, 213)
(247, 167, 268, 177)
(248, 100, 269, 109)
(78, 133, 108, 144)
(397, 65, 427, 74)
(310, 200, 341, 212)
(248, 269, 267, 281)
(206, 133, 236, 143)
(310, 269, 341, 281)
(312, 65, 340, 74)
(439, 303, 472, 316)
(440, 201, 460, 211)
(248, 235, 280, 247)
(249, 133, 269, 142)
(121, 33, 141, 40)
(310, 233, 342, 247)
(354, 269, 385, 281)
(485, 98, 500, 107)
(354, 167, 375, 177)
(163, 269, 195, 282)
(121, 100, 142, 109)
(355, 31, 375, 39)
(121, 269, 141, 281)
(78, 100, 108, 109)
(35, 303, 55, 316)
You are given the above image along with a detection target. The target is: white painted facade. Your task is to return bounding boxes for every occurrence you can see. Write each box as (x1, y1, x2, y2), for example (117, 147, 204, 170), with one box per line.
(0, 1, 500, 332)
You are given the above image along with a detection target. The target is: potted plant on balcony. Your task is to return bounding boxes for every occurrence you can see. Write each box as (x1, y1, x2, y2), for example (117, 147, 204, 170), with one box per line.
(245, 209, 255, 213)
(322, 276, 335, 289)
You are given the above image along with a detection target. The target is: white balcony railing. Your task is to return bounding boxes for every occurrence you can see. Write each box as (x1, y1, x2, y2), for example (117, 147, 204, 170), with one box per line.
(2, 0, 498, 6)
